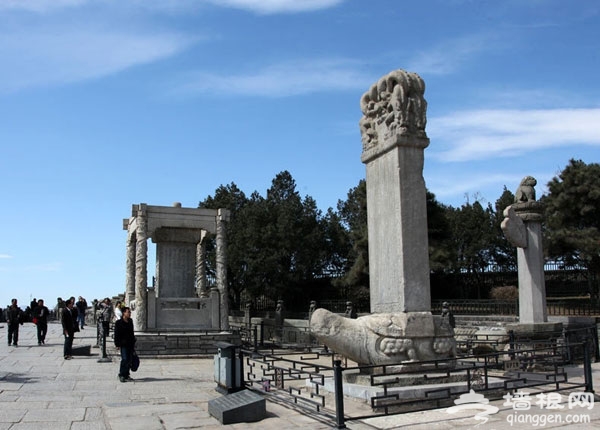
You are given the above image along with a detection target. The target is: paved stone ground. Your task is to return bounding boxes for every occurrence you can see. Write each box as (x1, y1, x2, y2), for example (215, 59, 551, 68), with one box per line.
(1, 322, 600, 429)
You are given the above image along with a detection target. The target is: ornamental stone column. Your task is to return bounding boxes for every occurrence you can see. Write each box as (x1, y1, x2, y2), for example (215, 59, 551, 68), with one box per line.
(309, 69, 456, 365)
(125, 231, 136, 305)
(196, 230, 209, 298)
(501, 177, 548, 324)
(216, 208, 231, 330)
(502, 176, 563, 342)
(134, 204, 148, 331)
(359, 69, 431, 313)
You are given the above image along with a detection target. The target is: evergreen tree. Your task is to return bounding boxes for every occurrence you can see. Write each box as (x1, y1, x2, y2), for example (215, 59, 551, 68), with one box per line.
(492, 186, 517, 270)
(544, 159, 600, 296)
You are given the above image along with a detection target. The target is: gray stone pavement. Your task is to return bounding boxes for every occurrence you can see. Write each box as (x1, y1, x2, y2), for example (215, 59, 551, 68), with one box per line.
(1, 322, 600, 429)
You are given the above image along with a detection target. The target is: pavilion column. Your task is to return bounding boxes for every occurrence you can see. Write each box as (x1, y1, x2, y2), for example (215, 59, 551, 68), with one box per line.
(196, 230, 209, 298)
(216, 209, 231, 331)
(125, 231, 136, 305)
(134, 204, 148, 331)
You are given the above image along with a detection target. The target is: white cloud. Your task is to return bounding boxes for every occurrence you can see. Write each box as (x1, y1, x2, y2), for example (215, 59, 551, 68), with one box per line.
(428, 108, 600, 162)
(425, 169, 555, 208)
(408, 34, 490, 75)
(174, 59, 372, 97)
(0, 26, 197, 92)
(0, 0, 344, 15)
(0, 0, 86, 13)
(207, 0, 344, 14)
(0, 254, 13, 259)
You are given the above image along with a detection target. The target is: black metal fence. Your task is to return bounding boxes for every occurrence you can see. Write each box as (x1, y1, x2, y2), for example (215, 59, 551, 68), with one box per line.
(239, 335, 596, 429)
(433, 298, 600, 316)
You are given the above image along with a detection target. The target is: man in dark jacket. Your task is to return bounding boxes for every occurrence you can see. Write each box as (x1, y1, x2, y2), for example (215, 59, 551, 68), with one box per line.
(6, 298, 23, 347)
(61, 299, 75, 359)
(33, 299, 50, 345)
(75, 296, 87, 329)
(114, 307, 136, 382)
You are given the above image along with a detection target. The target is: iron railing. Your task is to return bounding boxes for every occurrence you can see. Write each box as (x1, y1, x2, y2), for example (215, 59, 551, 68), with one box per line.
(239, 336, 596, 429)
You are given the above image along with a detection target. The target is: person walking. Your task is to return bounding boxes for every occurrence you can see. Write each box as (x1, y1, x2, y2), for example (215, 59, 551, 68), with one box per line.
(75, 296, 87, 329)
(33, 298, 50, 345)
(6, 298, 23, 347)
(61, 299, 75, 359)
(114, 307, 136, 382)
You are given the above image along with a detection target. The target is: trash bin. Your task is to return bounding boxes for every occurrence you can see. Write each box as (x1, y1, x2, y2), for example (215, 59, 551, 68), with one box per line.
(214, 342, 242, 393)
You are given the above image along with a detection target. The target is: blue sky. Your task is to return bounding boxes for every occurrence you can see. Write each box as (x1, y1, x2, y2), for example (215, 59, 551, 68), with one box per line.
(1, 0, 599, 309)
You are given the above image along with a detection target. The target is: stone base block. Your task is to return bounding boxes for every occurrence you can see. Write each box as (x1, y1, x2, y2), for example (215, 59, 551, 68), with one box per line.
(208, 390, 266, 424)
(506, 322, 563, 340)
(134, 331, 241, 357)
(71, 345, 92, 356)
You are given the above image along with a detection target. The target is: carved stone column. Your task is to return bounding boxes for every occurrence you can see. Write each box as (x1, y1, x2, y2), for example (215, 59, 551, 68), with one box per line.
(309, 70, 456, 366)
(125, 231, 136, 305)
(216, 209, 231, 331)
(502, 177, 562, 341)
(359, 69, 431, 313)
(134, 204, 148, 331)
(501, 180, 548, 324)
(515, 204, 547, 323)
(196, 230, 209, 298)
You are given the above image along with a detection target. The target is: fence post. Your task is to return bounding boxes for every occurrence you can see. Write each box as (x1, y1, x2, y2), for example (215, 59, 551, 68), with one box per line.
(253, 324, 258, 352)
(333, 359, 346, 429)
(260, 321, 264, 347)
(238, 346, 245, 390)
(508, 330, 515, 360)
(583, 340, 595, 393)
(592, 324, 600, 362)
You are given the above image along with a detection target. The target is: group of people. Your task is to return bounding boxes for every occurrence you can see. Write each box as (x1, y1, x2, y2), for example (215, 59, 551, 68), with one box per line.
(6, 295, 137, 382)
(6, 298, 50, 347)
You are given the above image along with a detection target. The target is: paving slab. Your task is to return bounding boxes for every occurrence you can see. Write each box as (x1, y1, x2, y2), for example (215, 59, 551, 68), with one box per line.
(2, 322, 600, 429)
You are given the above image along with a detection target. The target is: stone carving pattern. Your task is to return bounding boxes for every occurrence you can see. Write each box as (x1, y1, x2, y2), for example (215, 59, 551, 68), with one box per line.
(310, 309, 455, 365)
(359, 69, 427, 151)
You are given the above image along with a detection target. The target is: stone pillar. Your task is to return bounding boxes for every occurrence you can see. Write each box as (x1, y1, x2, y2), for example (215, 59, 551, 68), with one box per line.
(125, 231, 136, 305)
(501, 190, 547, 323)
(502, 176, 561, 340)
(517, 210, 547, 323)
(196, 230, 209, 298)
(359, 69, 430, 313)
(216, 209, 231, 331)
(134, 204, 148, 331)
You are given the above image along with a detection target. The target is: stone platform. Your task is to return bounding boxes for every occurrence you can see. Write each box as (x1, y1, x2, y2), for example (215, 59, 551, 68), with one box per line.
(134, 330, 240, 357)
(1, 322, 600, 429)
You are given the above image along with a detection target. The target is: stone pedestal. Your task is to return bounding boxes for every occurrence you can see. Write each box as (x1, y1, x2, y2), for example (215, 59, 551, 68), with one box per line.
(310, 308, 455, 366)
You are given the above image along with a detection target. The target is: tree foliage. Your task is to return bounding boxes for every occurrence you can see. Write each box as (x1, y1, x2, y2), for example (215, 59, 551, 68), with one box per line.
(199, 171, 335, 309)
(544, 159, 600, 280)
(333, 180, 369, 307)
(195, 160, 599, 310)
